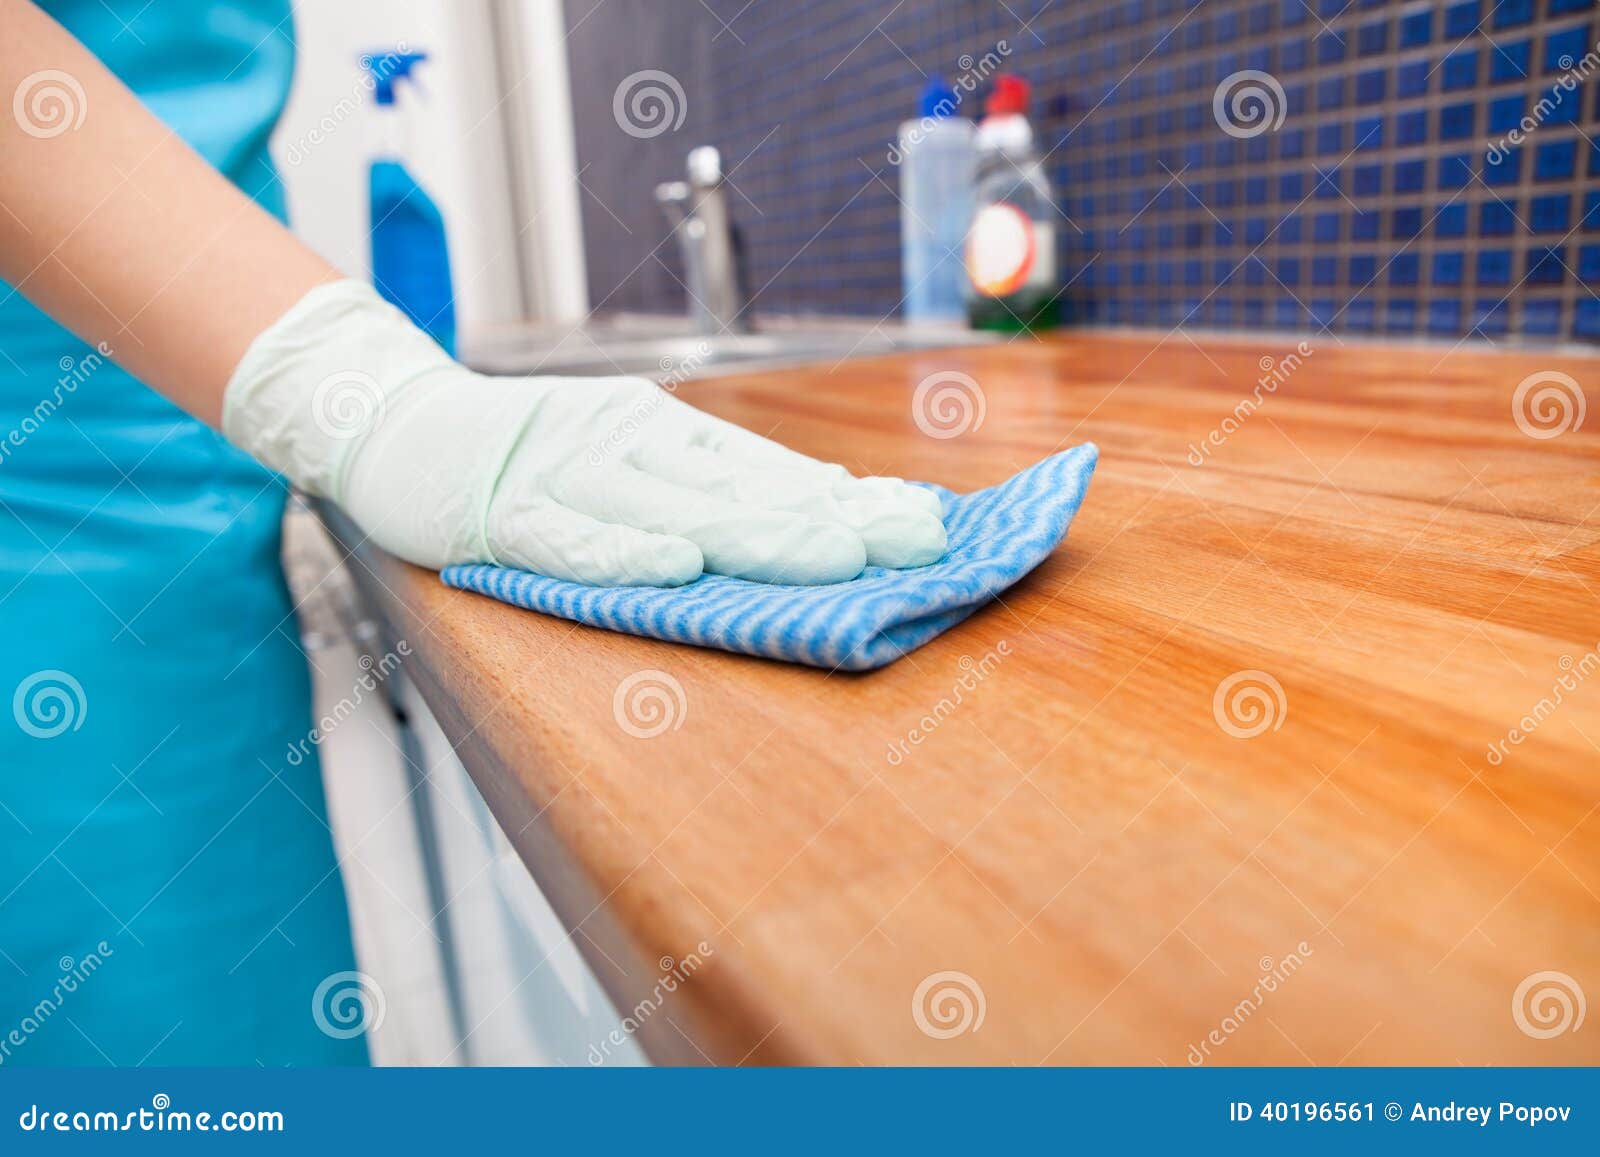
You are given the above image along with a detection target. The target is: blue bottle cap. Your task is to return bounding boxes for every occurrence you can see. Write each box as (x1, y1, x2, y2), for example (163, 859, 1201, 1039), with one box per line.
(919, 76, 958, 119)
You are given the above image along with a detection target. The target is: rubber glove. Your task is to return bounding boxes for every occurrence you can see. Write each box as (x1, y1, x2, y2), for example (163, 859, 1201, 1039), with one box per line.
(223, 280, 946, 586)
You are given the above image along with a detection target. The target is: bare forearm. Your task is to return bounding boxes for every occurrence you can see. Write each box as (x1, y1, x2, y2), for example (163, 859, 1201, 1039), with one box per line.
(0, 0, 337, 425)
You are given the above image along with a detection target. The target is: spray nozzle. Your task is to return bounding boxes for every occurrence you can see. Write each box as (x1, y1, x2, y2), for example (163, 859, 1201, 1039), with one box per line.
(362, 49, 428, 106)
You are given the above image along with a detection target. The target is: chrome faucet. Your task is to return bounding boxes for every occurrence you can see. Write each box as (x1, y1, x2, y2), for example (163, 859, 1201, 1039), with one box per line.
(654, 146, 748, 335)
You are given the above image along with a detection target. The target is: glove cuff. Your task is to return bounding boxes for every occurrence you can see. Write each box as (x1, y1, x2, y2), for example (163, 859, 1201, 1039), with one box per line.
(221, 278, 457, 500)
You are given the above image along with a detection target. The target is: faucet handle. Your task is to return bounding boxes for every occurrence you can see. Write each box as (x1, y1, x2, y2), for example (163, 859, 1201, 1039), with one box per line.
(686, 145, 723, 188)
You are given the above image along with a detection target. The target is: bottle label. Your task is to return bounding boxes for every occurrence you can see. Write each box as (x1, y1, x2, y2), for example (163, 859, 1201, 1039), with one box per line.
(966, 204, 1054, 298)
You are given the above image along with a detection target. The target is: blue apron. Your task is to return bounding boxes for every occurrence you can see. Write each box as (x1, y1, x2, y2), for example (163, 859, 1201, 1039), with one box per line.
(0, 1, 366, 1066)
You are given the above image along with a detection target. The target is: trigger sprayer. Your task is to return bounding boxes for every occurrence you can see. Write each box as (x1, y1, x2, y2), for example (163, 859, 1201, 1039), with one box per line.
(362, 48, 457, 355)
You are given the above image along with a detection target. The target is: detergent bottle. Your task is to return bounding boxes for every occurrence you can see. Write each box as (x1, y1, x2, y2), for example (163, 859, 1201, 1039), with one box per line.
(364, 49, 456, 355)
(897, 76, 976, 323)
(965, 75, 1060, 332)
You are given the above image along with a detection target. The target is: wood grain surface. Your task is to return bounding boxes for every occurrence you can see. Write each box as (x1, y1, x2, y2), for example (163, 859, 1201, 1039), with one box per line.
(331, 333, 1600, 1066)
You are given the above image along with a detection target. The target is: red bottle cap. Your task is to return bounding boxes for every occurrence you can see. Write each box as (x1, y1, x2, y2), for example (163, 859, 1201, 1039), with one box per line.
(985, 74, 1030, 117)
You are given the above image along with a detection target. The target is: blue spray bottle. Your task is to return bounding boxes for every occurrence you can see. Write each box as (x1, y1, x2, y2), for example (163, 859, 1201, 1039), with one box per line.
(363, 50, 456, 355)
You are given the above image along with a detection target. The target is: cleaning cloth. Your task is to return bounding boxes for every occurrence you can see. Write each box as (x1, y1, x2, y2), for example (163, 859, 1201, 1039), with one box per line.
(441, 443, 1098, 671)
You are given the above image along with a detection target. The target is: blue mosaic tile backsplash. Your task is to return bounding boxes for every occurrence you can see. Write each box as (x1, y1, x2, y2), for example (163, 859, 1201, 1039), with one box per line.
(564, 0, 1600, 343)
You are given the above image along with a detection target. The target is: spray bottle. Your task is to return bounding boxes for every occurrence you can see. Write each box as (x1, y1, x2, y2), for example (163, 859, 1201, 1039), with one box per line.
(363, 49, 456, 355)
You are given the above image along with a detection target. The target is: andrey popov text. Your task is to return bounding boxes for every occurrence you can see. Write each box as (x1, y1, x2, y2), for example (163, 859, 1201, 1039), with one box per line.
(1228, 1101, 1573, 1127)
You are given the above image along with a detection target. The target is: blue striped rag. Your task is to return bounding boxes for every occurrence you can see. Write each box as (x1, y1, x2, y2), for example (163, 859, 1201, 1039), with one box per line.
(441, 443, 1098, 671)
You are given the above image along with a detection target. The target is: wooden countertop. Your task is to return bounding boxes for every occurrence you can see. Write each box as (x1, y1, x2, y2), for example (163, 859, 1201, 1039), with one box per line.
(333, 332, 1599, 1066)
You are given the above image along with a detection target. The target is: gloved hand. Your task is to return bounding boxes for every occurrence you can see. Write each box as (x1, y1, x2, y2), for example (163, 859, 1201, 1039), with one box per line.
(223, 280, 946, 586)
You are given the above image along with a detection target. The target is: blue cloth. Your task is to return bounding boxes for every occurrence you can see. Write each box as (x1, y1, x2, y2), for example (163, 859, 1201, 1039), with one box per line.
(443, 444, 1098, 671)
(0, 3, 364, 1066)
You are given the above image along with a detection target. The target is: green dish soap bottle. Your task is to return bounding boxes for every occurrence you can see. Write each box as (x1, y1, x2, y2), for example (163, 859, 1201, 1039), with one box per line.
(965, 75, 1060, 333)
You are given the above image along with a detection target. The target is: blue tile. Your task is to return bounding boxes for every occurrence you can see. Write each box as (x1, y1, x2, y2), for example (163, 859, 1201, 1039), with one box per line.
(1432, 252, 1464, 286)
(1439, 103, 1476, 139)
(1527, 246, 1567, 285)
(1492, 0, 1534, 29)
(1442, 50, 1479, 91)
(1354, 165, 1384, 195)
(1523, 300, 1562, 335)
(1437, 153, 1475, 189)
(1355, 68, 1386, 103)
(1545, 26, 1590, 73)
(1351, 211, 1381, 241)
(1390, 253, 1419, 286)
(1396, 59, 1431, 97)
(1349, 254, 1378, 282)
(1430, 300, 1463, 334)
(1484, 148, 1522, 186)
(1357, 21, 1388, 56)
(1476, 250, 1513, 286)
(1531, 193, 1572, 232)
(1435, 203, 1468, 237)
(1487, 94, 1525, 133)
(1580, 244, 1600, 280)
(1580, 300, 1600, 338)
(1536, 140, 1578, 181)
(1399, 10, 1433, 47)
(1395, 110, 1427, 145)
(1491, 40, 1531, 83)
(1444, 1, 1481, 39)
(1314, 211, 1342, 241)
(1472, 301, 1510, 337)
(1480, 200, 1517, 235)
(1392, 206, 1423, 239)
(1394, 159, 1426, 192)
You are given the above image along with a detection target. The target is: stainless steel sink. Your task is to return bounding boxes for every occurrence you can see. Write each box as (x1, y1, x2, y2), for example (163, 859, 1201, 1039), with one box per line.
(461, 316, 996, 380)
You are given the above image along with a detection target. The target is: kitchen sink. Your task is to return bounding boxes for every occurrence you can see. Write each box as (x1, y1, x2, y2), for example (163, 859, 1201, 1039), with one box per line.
(461, 316, 996, 379)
